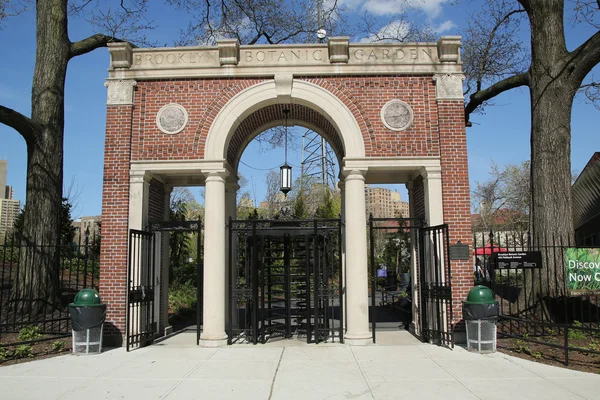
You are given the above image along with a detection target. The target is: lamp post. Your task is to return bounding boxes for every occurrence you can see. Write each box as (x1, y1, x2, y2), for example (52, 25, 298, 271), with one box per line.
(280, 109, 292, 196)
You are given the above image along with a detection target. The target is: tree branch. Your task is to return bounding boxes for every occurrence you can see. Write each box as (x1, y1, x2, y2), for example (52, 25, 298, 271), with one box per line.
(70, 34, 125, 59)
(0, 105, 40, 145)
(570, 29, 600, 85)
(465, 72, 530, 126)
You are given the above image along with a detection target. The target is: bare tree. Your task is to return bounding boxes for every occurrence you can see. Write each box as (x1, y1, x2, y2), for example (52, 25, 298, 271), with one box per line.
(472, 161, 530, 233)
(462, 0, 600, 296)
(168, 0, 347, 45)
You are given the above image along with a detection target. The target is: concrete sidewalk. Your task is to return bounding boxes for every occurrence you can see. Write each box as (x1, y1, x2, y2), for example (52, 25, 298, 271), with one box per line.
(1, 331, 599, 400)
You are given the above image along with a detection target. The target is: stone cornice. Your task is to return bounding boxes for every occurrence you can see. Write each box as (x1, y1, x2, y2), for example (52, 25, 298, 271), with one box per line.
(107, 37, 463, 80)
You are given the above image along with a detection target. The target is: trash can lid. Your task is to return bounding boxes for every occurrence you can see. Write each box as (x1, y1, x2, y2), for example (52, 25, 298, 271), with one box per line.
(463, 285, 496, 305)
(71, 288, 103, 307)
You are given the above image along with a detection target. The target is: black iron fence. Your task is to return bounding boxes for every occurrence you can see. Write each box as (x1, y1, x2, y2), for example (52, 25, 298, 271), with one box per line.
(474, 230, 600, 365)
(0, 230, 100, 346)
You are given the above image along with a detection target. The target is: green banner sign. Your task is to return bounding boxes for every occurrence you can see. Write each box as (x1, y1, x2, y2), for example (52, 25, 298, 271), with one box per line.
(565, 248, 600, 296)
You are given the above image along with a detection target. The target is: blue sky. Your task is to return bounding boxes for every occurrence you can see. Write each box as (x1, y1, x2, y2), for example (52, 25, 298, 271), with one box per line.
(0, 0, 598, 219)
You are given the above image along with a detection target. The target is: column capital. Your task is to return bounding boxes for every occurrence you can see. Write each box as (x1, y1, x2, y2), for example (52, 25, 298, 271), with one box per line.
(432, 73, 464, 100)
(342, 169, 367, 181)
(203, 170, 229, 182)
(420, 166, 442, 180)
(105, 79, 137, 105)
(129, 170, 152, 184)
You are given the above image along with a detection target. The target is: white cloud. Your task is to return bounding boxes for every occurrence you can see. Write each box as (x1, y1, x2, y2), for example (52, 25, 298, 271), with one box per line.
(362, 0, 409, 16)
(361, 19, 411, 42)
(433, 19, 457, 34)
(407, 0, 450, 18)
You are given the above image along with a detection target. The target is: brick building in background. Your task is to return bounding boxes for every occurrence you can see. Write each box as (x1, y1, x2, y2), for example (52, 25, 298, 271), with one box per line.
(365, 185, 410, 218)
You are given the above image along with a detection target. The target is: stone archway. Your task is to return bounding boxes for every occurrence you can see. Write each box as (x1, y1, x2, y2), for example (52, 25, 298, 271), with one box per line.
(200, 78, 372, 346)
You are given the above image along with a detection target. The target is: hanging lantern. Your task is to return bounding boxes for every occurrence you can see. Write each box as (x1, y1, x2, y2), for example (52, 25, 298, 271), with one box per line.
(279, 109, 292, 196)
(280, 163, 292, 195)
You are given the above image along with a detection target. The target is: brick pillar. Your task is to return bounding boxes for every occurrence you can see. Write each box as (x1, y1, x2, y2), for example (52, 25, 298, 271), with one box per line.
(434, 73, 473, 328)
(100, 79, 136, 346)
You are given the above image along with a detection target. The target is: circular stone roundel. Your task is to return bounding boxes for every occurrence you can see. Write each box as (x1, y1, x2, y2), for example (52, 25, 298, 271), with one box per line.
(381, 100, 413, 131)
(156, 103, 188, 134)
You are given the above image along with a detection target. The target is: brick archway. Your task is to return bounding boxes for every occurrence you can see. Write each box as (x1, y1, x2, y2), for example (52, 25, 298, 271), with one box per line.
(100, 37, 473, 348)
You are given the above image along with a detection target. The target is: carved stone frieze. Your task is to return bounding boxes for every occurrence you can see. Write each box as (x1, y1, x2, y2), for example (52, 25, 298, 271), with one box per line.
(433, 74, 465, 100)
(104, 79, 137, 105)
(156, 103, 189, 134)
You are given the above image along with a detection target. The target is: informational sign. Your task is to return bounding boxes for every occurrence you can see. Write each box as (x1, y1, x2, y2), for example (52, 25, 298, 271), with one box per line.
(449, 241, 470, 260)
(492, 251, 543, 269)
(565, 248, 600, 296)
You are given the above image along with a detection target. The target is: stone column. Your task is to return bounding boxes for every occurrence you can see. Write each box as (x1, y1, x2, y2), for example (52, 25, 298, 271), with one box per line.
(421, 167, 444, 227)
(200, 171, 228, 347)
(342, 169, 371, 345)
(128, 171, 151, 231)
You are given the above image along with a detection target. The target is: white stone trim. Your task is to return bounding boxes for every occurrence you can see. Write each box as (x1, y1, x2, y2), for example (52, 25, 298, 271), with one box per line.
(420, 166, 444, 226)
(433, 73, 465, 100)
(156, 103, 189, 135)
(204, 79, 365, 160)
(105, 79, 137, 105)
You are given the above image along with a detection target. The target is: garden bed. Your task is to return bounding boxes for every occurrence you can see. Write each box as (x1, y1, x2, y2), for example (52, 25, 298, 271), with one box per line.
(497, 336, 600, 374)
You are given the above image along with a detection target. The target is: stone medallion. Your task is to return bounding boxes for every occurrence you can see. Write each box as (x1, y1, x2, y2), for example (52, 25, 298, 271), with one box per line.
(381, 100, 413, 131)
(156, 103, 188, 134)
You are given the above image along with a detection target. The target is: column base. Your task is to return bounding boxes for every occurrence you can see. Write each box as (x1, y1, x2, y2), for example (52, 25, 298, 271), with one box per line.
(344, 332, 372, 346)
(199, 333, 228, 348)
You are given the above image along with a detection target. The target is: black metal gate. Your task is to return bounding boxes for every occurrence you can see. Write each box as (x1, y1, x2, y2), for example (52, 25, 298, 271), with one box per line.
(127, 229, 155, 351)
(228, 218, 343, 344)
(368, 216, 423, 343)
(419, 224, 453, 348)
(126, 220, 202, 351)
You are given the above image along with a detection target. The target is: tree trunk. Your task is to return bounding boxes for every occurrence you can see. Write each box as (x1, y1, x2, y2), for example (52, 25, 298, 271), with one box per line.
(15, 0, 70, 314)
(527, 0, 576, 299)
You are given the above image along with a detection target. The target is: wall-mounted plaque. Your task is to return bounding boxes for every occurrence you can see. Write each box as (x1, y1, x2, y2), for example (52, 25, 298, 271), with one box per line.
(381, 99, 413, 131)
(156, 103, 188, 134)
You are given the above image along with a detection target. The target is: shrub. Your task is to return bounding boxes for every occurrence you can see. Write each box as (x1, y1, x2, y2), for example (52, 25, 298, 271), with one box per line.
(169, 282, 197, 315)
(0, 347, 11, 361)
(18, 325, 40, 342)
(13, 345, 32, 358)
(51, 340, 65, 352)
(568, 321, 586, 340)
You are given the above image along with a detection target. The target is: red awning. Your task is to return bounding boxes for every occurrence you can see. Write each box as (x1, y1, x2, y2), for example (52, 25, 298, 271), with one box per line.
(473, 244, 509, 256)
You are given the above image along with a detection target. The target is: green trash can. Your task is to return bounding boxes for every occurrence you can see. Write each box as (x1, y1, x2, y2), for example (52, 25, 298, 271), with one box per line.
(69, 289, 106, 354)
(462, 285, 498, 353)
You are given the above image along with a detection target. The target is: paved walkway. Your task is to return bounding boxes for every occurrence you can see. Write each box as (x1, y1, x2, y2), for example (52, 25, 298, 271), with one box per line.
(1, 331, 599, 400)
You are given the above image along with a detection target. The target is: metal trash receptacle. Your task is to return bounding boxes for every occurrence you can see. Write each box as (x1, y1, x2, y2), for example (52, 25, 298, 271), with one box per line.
(69, 288, 106, 354)
(463, 285, 499, 353)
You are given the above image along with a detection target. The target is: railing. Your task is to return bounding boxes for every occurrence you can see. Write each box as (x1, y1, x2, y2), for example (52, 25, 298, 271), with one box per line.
(473, 230, 600, 365)
(0, 231, 100, 346)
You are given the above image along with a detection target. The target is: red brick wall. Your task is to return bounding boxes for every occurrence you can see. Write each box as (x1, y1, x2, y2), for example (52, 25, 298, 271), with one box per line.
(100, 105, 134, 342)
(437, 100, 473, 327)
